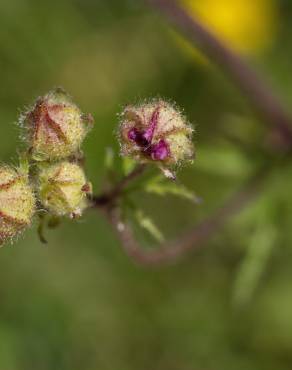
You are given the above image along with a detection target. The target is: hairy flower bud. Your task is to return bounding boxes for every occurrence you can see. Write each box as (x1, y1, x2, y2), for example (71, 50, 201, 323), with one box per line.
(0, 166, 35, 245)
(38, 161, 92, 218)
(119, 100, 194, 173)
(21, 88, 93, 161)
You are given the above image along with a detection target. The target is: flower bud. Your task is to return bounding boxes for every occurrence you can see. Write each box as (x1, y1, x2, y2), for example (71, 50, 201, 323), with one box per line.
(0, 166, 35, 245)
(119, 100, 194, 170)
(21, 88, 94, 161)
(38, 161, 92, 218)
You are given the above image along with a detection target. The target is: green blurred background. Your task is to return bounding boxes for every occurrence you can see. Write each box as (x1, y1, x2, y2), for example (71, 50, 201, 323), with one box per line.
(1, 0, 292, 369)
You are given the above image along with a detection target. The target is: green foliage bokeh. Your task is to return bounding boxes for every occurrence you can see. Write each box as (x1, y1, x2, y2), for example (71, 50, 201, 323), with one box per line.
(1, 1, 292, 369)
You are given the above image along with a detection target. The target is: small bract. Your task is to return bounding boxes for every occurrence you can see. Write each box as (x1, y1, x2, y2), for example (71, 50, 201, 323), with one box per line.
(119, 100, 194, 174)
(0, 166, 35, 245)
(22, 88, 93, 161)
(38, 161, 92, 218)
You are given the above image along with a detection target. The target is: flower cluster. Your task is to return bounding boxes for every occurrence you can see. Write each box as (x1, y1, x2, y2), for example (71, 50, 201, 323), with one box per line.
(0, 91, 194, 246)
(0, 88, 93, 246)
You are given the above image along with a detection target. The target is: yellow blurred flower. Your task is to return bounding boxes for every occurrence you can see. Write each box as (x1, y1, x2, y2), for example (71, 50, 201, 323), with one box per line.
(179, 0, 277, 56)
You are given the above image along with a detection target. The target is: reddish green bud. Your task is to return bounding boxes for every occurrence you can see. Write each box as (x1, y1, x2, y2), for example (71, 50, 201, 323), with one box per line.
(38, 161, 92, 218)
(0, 166, 35, 245)
(119, 100, 194, 174)
(21, 88, 94, 161)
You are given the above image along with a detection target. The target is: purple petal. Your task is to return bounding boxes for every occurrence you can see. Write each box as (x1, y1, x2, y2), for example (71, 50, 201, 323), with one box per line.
(151, 139, 169, 161)
(143, 108, 159, 142)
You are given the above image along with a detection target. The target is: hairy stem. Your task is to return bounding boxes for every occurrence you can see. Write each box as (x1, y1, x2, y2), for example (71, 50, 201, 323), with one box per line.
(106, 166, 267, 266)
(91, 164, 146, 207)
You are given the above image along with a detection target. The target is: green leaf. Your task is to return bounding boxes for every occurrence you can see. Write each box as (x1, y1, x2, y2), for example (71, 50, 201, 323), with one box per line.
(232, 223, 277, 308)
(145, 175, 201, 204)
(122, 157, 136, 175)
(104, 147, 115, 170)
(135, 209, 165, 244)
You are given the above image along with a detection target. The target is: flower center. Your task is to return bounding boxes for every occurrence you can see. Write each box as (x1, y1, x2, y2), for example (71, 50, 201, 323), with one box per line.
(127, 108, 170, 161)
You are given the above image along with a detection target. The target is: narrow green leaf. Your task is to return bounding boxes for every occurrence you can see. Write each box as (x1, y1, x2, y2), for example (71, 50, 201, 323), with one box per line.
(232, 224, 277, 308)
(135, 209, 165, 243)
(104, 147, 115, 170)
(122, 157, 136, 175)
(145, 175, 201, 204)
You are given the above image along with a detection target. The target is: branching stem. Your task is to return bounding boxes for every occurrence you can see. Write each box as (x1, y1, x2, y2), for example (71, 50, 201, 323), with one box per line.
(146, 0, 292, 146)
(91, 0, 292, 265)
(91, 164, 146, 207)
(105, 166, 268, 266)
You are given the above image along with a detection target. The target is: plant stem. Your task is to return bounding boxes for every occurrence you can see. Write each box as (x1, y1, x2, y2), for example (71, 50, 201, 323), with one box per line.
(146, 0, 292, 146)
(92, 0, 292, 265)
(91, 164, 146, 207)
(106, 166, 267, 266)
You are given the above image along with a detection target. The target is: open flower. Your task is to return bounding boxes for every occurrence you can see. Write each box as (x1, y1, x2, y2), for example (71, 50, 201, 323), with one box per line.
(119, 100, 194, 176)
(38, 161, 92, 218)
(0, 166, 35, 245)
(21, 88, 93, 161)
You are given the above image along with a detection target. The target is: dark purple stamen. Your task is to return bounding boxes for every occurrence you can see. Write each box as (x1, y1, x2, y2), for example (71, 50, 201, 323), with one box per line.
(128, 128, 149, 147)
(127, 107, 169, 161)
